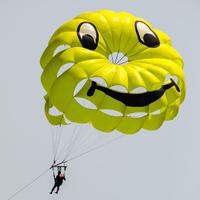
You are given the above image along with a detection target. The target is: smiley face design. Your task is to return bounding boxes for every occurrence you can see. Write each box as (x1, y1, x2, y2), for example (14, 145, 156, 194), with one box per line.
(40, 10, 186, 134)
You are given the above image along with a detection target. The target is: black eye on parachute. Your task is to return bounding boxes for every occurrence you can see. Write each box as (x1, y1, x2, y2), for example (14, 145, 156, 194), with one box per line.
(135, 21, 160, 48)
(77, 22, 98, 50)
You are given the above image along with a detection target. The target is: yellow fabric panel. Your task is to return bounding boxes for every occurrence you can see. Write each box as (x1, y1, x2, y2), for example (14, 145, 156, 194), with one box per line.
(117, 116, 147, 134)
(40, 10, 186, 134)
(64, 98, 95, 123)
(165, 104, 179, 120)
(44, 97, 66, 125)
(92, 111, 122, 132)
(143, 109, 167, 130)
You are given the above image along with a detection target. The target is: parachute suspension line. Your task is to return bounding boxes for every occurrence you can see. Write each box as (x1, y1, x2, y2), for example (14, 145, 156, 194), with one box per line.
(100, 34, 114, 63)
(66, 128, 95, 157)
(64, 67, 126, 161)
(50, 125, 57, 161)
(116, 35, 130, 65)
(63, 125, 112, 162)
(52, 124, 126, 166)
(114, 50, 120, 64)
(62, 127, 95, 162)
(54, 125, 63, 161)
(50, 125, 63, 162)
(54, 124, 76, 162)
(116, 52, 128, 65)
(64, 48, 127, 160)
(7, 168, 50, 200)
(62, 57, 129, 162)
(66, 131, 113, 160)
(117, 36, 141, 65)
(115, 28, 123, 64)
(127, 40, 148, 59)
(55, 124, 80, 163)
(63, 134, 125, 163)
(119, 60, 129, 65)
(62, 124, 82, 161)
(53, 130, 121, 166)
(67, 133, 124, 162)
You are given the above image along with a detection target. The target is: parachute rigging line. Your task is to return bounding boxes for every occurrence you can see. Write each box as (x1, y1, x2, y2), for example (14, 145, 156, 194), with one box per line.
(63, 129, 118, 162)
(55, 134, 125, 166)
(66, 134, 125, 162)
(62, 125, 96, 162)
(50, 125, 64, 162)
(7, 168, 50, 200)
(64, 129, 96, 159)
(55, 124, 81, 163)
(54, 125, 63, 159)
(62, 124, 82, 161)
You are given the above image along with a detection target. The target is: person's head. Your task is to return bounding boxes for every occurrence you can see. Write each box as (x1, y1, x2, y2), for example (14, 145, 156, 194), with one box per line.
(58, 170, 61, 174)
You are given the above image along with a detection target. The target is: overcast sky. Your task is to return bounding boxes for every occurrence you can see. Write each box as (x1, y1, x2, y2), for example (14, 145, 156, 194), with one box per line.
(1, 0, 200, 200)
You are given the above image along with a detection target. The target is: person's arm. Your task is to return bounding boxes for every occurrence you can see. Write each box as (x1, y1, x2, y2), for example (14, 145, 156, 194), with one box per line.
(63, 166, 67, 181)
(53, 170, 56, 180)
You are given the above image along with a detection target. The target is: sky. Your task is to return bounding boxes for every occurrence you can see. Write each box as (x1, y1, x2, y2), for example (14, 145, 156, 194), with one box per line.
(0, 0, 200, 199)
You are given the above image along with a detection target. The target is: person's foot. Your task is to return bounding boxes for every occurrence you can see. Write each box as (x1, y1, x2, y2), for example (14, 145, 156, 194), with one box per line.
(50, 192, 52, 194)
(55, 192, 58, 194)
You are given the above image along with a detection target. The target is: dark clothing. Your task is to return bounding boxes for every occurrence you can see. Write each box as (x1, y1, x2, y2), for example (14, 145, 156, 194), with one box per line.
(55, 174, 66, 185)
(50, 174, 66, 194)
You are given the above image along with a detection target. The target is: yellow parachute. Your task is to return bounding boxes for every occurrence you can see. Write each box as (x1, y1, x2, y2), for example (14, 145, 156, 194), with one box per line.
(40, 10, 186, 135)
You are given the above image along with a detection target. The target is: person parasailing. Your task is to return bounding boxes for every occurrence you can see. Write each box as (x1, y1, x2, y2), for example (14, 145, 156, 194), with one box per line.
(50, 165, 67, 194)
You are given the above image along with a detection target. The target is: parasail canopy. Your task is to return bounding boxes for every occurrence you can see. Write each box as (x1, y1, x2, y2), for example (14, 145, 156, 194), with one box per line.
(40, 10, 186, 134)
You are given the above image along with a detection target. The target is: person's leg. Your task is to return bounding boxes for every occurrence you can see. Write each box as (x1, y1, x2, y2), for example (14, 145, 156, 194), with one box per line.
(55, 185, 60, 193)
(50, 184, 56, 194)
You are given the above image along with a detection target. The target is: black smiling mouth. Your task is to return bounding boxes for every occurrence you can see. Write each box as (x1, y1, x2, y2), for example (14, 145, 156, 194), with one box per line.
(87, 79, 180, 107)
